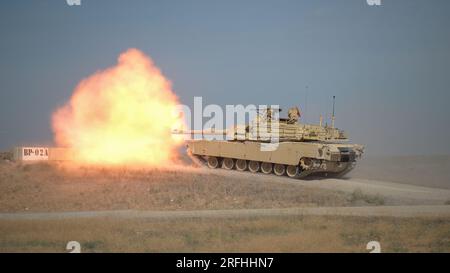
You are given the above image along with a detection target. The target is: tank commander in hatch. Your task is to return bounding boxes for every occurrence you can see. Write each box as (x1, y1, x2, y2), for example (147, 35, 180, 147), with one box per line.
(287, 106, 301, 124)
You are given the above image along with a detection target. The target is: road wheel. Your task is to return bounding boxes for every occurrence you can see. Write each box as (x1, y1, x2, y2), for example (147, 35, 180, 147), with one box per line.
(236, 159, 247, 171)
(222, 158, 235, 170)
(248, 161, 260, 173)
(286, 165, 299, 178)
(207, 157, 219, 169)
(261, 162, 273, 174)
(274, 164, 286, 176)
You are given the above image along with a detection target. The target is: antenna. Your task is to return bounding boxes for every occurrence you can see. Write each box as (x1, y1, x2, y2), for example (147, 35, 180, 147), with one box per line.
(331, 96, 335, 128)
(304, 85, 308, 123)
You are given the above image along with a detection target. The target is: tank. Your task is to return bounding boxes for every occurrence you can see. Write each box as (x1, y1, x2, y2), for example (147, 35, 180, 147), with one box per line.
(178, 106, 364, 179)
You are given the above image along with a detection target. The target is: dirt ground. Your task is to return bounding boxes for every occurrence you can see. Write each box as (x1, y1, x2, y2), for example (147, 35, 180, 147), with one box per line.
(350, 155, 450, 189)
(0, 161, 353, 212)
(0, 155, 449, 252)
(1, 155, 450, 212)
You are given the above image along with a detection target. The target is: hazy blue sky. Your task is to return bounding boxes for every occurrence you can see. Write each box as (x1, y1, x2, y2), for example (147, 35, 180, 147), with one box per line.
(0, 0, 449, 155)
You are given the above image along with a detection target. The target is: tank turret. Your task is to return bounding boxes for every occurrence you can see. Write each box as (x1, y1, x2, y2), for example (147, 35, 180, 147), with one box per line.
(228, 107, 348, 142)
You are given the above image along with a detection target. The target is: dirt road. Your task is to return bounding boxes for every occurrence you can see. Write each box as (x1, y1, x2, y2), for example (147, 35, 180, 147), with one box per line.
(1, 205, 449, 221)
(204, 168, 450, 205)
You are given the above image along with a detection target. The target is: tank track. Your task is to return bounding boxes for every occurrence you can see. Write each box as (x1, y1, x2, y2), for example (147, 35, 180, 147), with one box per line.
(190, 154, 356, 179)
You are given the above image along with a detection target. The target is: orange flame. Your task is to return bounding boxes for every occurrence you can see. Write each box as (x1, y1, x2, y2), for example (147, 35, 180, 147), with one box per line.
(52, 48, 183, 166)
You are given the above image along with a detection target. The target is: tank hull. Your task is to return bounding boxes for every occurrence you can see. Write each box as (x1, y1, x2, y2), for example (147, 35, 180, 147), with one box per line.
(186, 140, 363, 178)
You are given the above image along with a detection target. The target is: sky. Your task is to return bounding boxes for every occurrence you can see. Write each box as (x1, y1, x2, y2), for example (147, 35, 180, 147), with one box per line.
(0, 0, 449, 156)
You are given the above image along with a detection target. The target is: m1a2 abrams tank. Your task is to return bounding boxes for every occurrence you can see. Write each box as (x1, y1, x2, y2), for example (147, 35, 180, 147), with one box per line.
(179, 105, 364, 179)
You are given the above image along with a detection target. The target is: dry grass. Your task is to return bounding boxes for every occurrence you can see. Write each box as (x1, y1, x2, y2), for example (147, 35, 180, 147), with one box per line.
(0, 161, 353, 212)
(349, 189, 385, 206)
(0, 215, 449, 253)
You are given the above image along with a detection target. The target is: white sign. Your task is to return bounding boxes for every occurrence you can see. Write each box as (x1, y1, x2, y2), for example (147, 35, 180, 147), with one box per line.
(21, 147, 49, 161)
